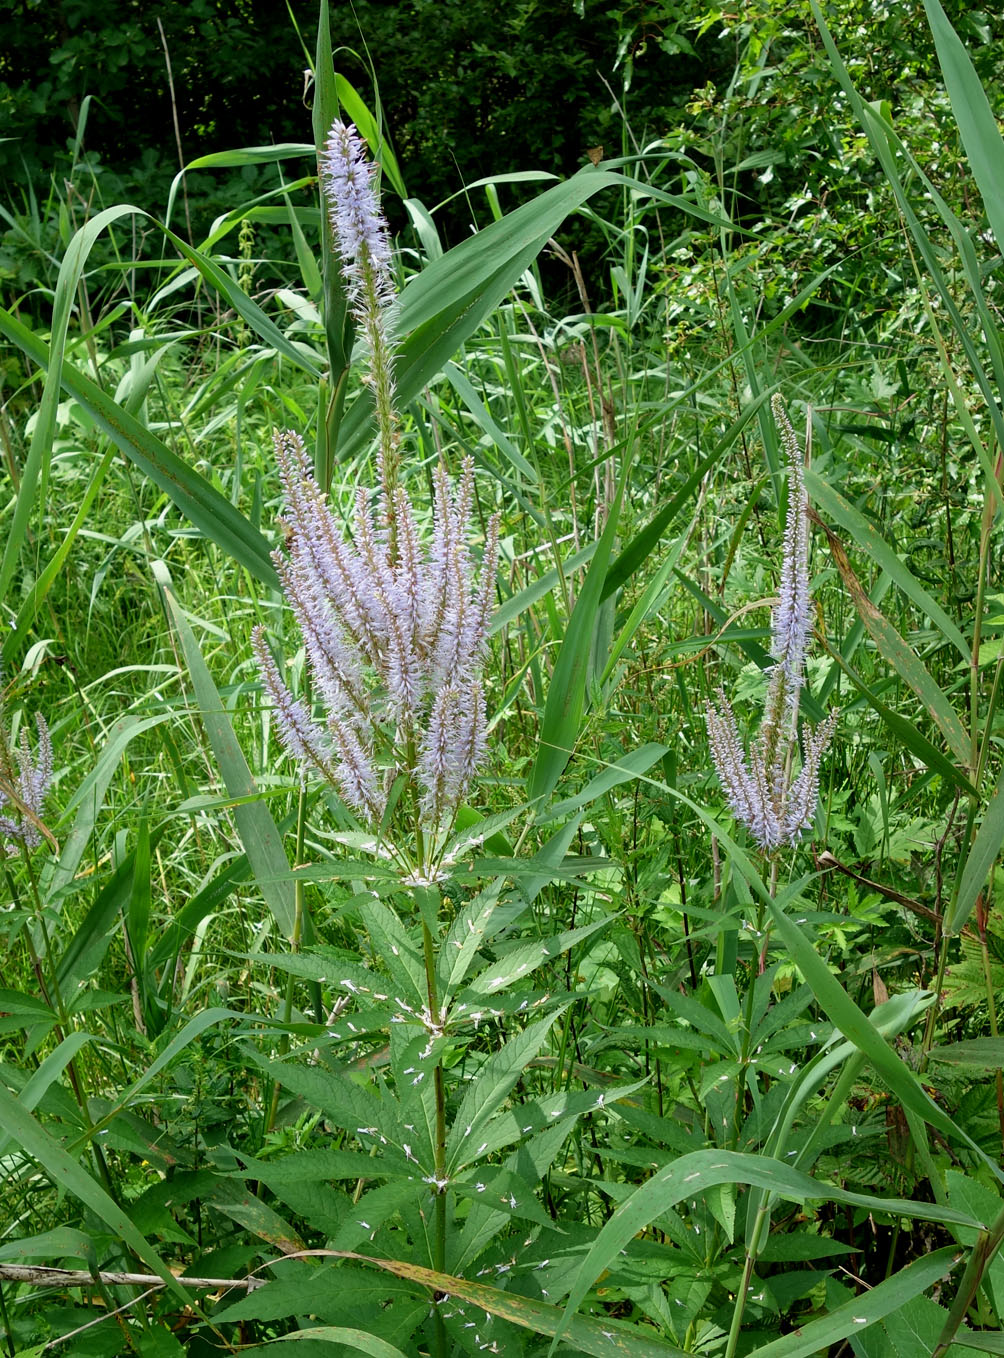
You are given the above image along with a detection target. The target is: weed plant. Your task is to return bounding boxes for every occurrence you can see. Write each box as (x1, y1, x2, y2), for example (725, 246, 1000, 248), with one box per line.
(0, 2, 1003, 1356)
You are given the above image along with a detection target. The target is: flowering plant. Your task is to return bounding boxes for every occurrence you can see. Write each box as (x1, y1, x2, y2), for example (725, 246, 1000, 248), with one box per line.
(706, 395, 836, 852)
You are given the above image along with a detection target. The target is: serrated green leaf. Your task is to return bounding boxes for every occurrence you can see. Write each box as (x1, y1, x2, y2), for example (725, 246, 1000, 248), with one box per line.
(447, 1010, 564, 1169)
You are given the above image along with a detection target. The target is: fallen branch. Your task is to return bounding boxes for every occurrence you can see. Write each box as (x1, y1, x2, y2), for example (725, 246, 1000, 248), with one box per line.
(0, 1265, 264, 1292)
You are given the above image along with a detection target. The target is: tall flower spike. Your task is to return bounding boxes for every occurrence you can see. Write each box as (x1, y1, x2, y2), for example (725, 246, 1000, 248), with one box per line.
(320, 119, 400, 513)
(705, 398, 836, 852)
(257, 429, 498, 854)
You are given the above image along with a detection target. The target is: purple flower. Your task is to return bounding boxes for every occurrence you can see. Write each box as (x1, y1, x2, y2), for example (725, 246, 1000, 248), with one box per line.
(320, 121, 394, 315)
(0, 710, 53, 854)
(705, 397, 835, 852)
(320, 119, 400, 509)
(257, 430, 498, 846)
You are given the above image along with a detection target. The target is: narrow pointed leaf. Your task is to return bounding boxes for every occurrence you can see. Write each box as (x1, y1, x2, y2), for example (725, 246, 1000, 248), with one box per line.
(817, 514, 970, 766)
(162, 583, 295, 936)
(528, 456, 631, 804)
(0, 305, 278, 586)
(0, 1082, 188, 1303)
(553, 1152, 976, 1352)
(807, 470, 969, 663)
(946, 772, 1004, 934)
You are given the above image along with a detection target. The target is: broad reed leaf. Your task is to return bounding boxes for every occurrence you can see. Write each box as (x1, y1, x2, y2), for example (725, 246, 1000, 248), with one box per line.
(540, 743, 669, 823)
(659, 784, 996, 1181)
(922, 0, 1004, 256)
(337, 165, 717, 460)
(184, 143, 315, 169)
(929, 1038, 1004, 1068)
(744, 1251, 962, 1358)
(823, 648, 975, 796)
(282, 1329, 410, 1358)
(490, 541, 598, 634)
(815, 514, 970, 767)
(85, 1007, 239, 1140)
(807, 470, 969, 664)
(528, 455, 629, 806)
(0, 305, 278, 587)
(334, 74, 407, 199)
(318, 1251, 690, 1358)
(162, 580, 296, 937)
(146, 852, 250, 973)
(946, 771, 1004, 934)
(0, 205, 134, 607)
(1, 447, 114, 667)
(42, 713, 171, 903)
(0, 1033, 94, 1159)
(764, 897, 1004, 1185)
(56, 829, 165, 992)
(443, 360, 538, 481)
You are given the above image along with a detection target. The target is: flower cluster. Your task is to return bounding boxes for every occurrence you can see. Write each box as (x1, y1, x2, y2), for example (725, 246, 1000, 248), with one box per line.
(706, 395, 836, 851)
(253, 429, 498, 841)
(320, 119, 399, 507)
(0, 708, 53, 854)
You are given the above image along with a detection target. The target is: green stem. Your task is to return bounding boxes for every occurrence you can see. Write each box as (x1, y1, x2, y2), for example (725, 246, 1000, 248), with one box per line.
(265, 780, 308, 1136)
(421, 908, 448, 1358)
(932, 1201, 1004, 1358)
(725, 856, 779, 1355)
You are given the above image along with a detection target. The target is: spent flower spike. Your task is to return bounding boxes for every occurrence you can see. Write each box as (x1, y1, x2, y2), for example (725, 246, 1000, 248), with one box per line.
(705, 396, 836, 851)
(254, 430, 498, 866)
(320, 119, 400, 508)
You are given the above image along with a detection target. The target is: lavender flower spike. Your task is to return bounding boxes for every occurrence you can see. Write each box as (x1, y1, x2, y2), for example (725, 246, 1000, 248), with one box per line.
(320, 119, 399, 509)
(257, 428, 498, 869)
(705, 398, 836, 852)
(0, 710, 53, 854)
(770, 394, 811, 699)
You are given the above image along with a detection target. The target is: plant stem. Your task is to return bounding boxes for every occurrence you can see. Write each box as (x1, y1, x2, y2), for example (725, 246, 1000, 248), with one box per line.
(265, 779, 308, 1136)
(421, 908, 448, 1358)
(932, 1201, 1004, 1358)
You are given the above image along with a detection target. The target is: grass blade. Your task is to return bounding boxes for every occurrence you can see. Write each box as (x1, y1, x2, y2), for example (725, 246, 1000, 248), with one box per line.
(0, 305, 278, 586)
(161, 578, 295, 938)
(946, 772, 1004, 935)
(527, 454, 630, 807)
(0, 1081, 188, 1304)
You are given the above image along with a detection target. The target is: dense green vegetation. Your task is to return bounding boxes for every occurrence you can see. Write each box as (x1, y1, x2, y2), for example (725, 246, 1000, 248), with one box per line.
(1, 1, 1004, 1355)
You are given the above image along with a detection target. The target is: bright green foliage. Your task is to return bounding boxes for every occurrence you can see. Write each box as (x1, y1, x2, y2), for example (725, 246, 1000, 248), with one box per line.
(2, 1, 1004, 1356)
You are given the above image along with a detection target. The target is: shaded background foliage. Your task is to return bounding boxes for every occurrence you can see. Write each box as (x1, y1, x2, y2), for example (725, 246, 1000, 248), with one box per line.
(4, 0, 1002, 245)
